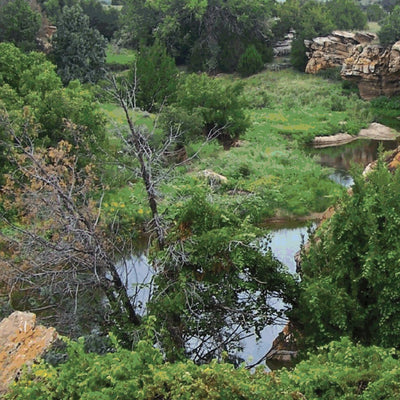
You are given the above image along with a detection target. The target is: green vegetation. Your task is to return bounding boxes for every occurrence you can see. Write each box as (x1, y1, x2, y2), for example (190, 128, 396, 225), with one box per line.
(7, 336, 400, 399)
(106, 46, 136, 68)
(378, 5, 400, 46)
(238, 45, 265, 77)
(0, 0, 41, 51)
(294, 160, 400, 350)
(2, 0, 400, 396)
(52, 5, 107, 84)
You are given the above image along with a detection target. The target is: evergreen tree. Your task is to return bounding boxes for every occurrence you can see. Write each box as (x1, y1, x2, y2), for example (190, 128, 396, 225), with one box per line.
(52, 5, 107, 85)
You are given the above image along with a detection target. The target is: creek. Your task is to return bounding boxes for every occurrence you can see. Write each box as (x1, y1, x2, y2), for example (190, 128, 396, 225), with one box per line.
(123, 138, 398, 367)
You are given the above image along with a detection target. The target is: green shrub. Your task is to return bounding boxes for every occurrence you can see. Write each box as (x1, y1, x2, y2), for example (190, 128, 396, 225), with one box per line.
(166, 73, 250, 146)
(130, 41, 179, 112)
(7, 336, 400, 400)
(237, 45, 264, 77)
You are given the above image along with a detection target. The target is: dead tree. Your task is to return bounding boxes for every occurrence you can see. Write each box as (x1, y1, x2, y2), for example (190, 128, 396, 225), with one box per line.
(0, 117, 142, 339)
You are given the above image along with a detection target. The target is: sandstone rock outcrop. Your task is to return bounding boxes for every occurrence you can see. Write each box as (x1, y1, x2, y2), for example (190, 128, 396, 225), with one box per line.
(305, 31, 376, 74)
(341, 41, 400, 100)
(312, 122, 398, 148)
(0, 311, 57, 395)
(305, 30, 400, 100)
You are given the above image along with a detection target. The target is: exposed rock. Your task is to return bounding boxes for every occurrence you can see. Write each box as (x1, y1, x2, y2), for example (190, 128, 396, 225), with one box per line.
(313, 123, 398, 148)
(0, 311, 57, 395)
(358, 122, 398, 140)
(305, 30, 400, 100)
(312, 133, 356, 148)
(305, 30, 376, 74)
(199, 169, 228, 185)
(273, 29, 295, 57)
(265, 322, 298, 370)
(341, 41, 400, 99)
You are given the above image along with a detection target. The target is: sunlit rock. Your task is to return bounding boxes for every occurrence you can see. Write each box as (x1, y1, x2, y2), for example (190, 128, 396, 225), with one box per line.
(0, 311, 57, 395)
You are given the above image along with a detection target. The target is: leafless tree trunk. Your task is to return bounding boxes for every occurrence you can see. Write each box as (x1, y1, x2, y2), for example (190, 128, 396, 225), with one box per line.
(0, 117, 141, 336)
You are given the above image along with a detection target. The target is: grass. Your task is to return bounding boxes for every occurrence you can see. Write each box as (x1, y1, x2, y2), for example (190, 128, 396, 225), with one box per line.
(106, 45, 136, 67)
(100, 68, 375, 221)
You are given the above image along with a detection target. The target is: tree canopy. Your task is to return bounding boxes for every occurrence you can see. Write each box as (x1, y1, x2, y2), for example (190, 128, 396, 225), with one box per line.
(0, 0, 42, 51)
(51, 5, 107, 84)
(121, 0, 275, 73)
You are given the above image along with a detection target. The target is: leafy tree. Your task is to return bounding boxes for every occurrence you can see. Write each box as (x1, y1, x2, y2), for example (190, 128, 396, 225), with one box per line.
(293, 160, 400, 349)
(0, 42, 106, 164)
(378, 5, 400, 46)
(272, 0, 301, 39)
(0, 0, 42, 51)
(237, 45, 264, 77)
(130, 41, 178, 112)
(289, 0, 335, 71)
(163, 73, 249, 146)
(51, 5, 107, 84)
(121, 0, 275, 73)
(326, 0, 367, 30)
(366, 3, 386, 22)
(148, 191, 297, 362)
(81, 0, 120, 40)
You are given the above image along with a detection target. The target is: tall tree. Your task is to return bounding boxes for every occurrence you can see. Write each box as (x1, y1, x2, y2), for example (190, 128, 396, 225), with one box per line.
(51, 5, 107, 85)
(0, 0, 42, 51)
(379, 5, 400, 46)
(121, 0, 275, 73)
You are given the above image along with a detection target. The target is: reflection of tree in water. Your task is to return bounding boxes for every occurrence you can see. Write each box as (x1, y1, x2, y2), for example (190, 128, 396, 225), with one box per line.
(309, 140, 398, 171)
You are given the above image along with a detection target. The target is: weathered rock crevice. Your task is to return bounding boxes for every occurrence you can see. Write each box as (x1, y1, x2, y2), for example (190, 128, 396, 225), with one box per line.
(305, 31, 400, 100)
(0, 311, 57, 395)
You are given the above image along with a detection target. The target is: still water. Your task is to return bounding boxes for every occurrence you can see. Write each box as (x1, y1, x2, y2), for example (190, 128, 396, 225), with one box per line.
(124, 138, 398, 366)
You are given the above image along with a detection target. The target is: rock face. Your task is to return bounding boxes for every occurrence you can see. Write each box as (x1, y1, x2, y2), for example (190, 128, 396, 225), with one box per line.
(305, 30, 400, 100)
(341, 41, 400, 100)
(265, 322, 298, 370)
(273, 29, 295, 57)
(305, 31, 376, 74)
(0, 311, 57, 395)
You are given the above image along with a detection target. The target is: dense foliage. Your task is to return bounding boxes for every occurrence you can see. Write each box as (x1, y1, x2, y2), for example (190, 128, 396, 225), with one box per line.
(130, 41, 178, 112)
(0, 0, 42, 51)
(294, 160, 400, 349)
(378, 5, 400, 46)
(149, 192, 297, 362)
(162, 73, 249, 145)
(121, 0, 275, 73)
(7, 336, 400, 399)
(0, 43, 105, 150)
(51, 5, 107, 84)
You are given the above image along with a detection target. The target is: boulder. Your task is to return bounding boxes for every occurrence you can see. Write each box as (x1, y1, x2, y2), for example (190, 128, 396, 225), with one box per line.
(0, 311, 57, 395)
(265, 322, 298, 370)
(200, 169, 228, 185)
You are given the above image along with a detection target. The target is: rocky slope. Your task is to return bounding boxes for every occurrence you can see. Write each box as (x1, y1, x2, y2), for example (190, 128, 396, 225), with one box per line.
(341, 41, 400, 100)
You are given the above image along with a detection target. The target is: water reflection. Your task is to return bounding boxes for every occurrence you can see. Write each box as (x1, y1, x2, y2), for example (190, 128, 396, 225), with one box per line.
(238, 223, 312, 366)
(307, 139, 397, 171)
(307, 139, 398, 187)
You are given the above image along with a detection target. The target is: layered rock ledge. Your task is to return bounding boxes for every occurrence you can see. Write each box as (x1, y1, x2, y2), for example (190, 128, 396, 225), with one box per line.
(305, 31, 376, 74)
(305, 31, 400, 99)
(0, 311, 57, 395)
